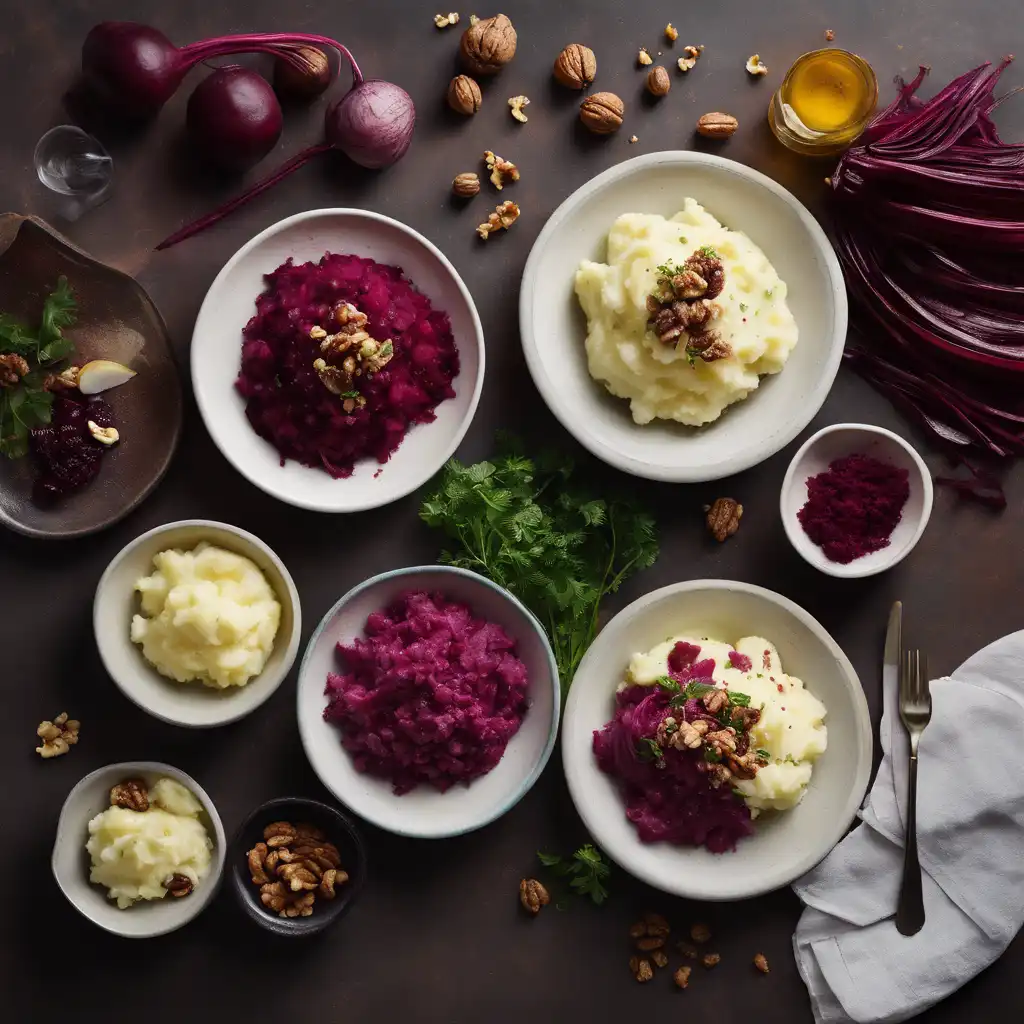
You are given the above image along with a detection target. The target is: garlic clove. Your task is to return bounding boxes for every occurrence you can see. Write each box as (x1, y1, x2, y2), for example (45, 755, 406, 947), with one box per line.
(77, 359, 137, 395)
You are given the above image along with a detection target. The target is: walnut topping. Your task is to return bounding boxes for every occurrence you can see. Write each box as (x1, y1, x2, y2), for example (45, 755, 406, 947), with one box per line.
(164, 873, 194, 898)
(477, 200, 520, 240)
(705, 497, 743, 542)
(248, 820, 347, 919)
(110, 778, 149, 812)
(673, 965, 692, 989)
(0, 353, 30, 387)
(686, 330, 732, 363)
(647, 247, 727, 355)
(483, 150, 519, 189)
(665, 24, 679, 42)
(508, 94, 530, 123)
(702, 688, 729, 715)
(638, 47, 653, 66)
(434, 12, 460, 28)
(35, 712, 80, 759)
(746, 53, 769, 76)
(310, 303, 390, 401)
(754, 952, 770, 974)
(519, 877, 550, 914)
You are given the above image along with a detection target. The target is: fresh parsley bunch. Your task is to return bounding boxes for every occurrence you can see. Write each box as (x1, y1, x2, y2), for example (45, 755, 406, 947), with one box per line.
(420, 436, 658, 698)
(0, 277, 77, 458)
(537, 845, 610, 905)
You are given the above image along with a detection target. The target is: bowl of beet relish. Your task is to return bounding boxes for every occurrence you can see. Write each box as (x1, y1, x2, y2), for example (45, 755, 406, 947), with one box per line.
(780, 423, 933, 578)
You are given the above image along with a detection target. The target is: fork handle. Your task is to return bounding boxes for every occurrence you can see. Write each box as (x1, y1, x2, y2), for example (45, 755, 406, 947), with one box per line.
(895, 754, 925, 935)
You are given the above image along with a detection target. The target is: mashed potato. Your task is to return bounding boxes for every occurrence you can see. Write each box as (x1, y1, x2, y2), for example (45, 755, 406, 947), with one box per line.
(575, 199, 798, 425)
(131, 542, 281, 689)
(626, 634, 827, 812)
(87, 778, 212, 909)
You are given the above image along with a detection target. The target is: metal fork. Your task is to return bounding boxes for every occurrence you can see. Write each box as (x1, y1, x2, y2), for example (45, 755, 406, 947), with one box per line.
(896, 648, 932, 936)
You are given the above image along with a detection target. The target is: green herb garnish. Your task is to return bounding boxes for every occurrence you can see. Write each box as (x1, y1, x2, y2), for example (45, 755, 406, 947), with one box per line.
(678, 235, 688, 244)
(637, 737, 663, 762)
(739, 303, 748, 313)
(341, 390, 361, 398)
(698, 245, 719, 258)
(420, 436, 658, 700)
(705, 748, 722, 763)
(0, 277, 77, 459)
(655, 675, 682, 695)
(756, 749, 772, 763)
(537, 845, 610, 905)
(764, 288, 774, 298)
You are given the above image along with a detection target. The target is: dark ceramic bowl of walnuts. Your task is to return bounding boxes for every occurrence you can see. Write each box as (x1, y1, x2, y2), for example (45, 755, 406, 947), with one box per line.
(229, 797, 366, 936)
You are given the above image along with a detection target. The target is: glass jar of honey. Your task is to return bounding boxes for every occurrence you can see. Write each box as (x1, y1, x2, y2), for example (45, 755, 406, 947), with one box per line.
(769, 48, 878, 156)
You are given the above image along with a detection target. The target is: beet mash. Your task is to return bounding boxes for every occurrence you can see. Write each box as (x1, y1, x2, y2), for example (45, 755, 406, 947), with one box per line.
(797, 453, 910, 564)
(237, 253, 459, 478)
(324, 592, 530, 795)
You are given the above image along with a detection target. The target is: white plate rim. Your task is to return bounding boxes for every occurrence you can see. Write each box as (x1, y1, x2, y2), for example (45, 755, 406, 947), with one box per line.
(296, 564, 561, 838)
(190, 208, 485, 512)
(519, 150, 848, 482)
(561, 578, 873, 900)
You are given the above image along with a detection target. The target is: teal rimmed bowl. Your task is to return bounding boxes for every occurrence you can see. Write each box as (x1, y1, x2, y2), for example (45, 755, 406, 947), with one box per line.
(296, 566, 560, 838)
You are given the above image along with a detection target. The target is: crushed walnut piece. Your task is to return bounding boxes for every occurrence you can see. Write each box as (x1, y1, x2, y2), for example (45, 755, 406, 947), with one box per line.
(702, 952, 721, 969)
(0, 353, 30, 387)
(677, 44, 703, 72)
(110, 778, 149, 812)
(35, 712, 80, 759)
(43, 365, 81, 392)
(519, 877, 550, 914)
(746, 53, 769, 76)
(825, 28, 836, 41)
(164, 873, 194, 898)
(705, 496, 743, 542)
(638, 47, 653, 66)
(483, 150, 519, 189)
(651, 948, 669, 968)
(673, 965, 693, 989)
(754, 952, 770, 974)
(248, 820, 348, 919)
(477, 200, 520, 240)
(665, 24, 678, 42)
(310, 303, 390, 404)
(647, 247, 729, 359)
(630, 956, 655, 983)
(434, 12, 460, 28)
(469, 13, 479, 25)
(628, 134, 639, 144)
(508, 95, 530, 123)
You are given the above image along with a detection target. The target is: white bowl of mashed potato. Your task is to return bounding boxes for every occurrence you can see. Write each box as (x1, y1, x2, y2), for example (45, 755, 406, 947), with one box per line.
(562, 580, 872, 900)
(52, 762, 226, 938)
(95, 520, 301, 727)
(520, 152, 847, 482)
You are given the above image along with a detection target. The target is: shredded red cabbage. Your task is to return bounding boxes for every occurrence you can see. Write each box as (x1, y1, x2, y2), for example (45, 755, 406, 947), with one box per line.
(832, 59, 1024, 505)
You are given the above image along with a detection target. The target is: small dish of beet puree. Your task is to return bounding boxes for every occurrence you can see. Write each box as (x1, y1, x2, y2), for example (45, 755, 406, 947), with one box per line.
(780, 423, 933, 578)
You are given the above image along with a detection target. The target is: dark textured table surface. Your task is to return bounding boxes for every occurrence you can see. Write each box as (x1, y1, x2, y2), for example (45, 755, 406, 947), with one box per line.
(2, 2, 1022, 1021)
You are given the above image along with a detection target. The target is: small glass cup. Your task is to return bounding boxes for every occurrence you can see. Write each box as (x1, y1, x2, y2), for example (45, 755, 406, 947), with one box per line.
(768, 49, 878, 157)
(33, 125, 113, 199)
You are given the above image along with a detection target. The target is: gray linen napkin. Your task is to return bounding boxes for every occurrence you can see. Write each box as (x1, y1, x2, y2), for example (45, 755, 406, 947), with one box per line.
(792, 630, 1024, 1023)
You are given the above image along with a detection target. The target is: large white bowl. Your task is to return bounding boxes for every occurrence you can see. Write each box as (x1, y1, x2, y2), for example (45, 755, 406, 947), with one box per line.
(52, 761, 226, 938)
(297, 566, 560, 838)
(94, 520, 301, 728)
(520, 152, 847, 482)
(191, 209, 484, 512)
(562, 580, 872, 900)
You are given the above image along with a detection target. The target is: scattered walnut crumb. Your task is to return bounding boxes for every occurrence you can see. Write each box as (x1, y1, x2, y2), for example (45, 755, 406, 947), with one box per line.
(677, 47, 703, 72)
(684, 44, 704, 59)
(508, 95, 530, 123)
(469, 14, 479, 25)
(638, 47, 653, 66)
(628, 134, 639, 144)
(631, 957, 654, 983)
(434, 12, 460, 28)
(754, 952, 770, 974)
(825, 28, 835, 41)
(483, 150, 519, 189)
(677, 56, 697, 72)
(746, 53, 769, 76)
(702, 952, 721, 969)
(651, 949, 669, 969)
(35, 712, 80, 759)
(690, 922, 712, 944)
(673, 965, 692, 989)
(477, 200, 519, 240)
(665, 24, 678, 42)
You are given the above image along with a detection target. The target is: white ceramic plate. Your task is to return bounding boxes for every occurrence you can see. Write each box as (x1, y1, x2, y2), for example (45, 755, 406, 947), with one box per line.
(191, 209, 484, 512)
(297, 566, 560, 838)
(781, 423, 934, 578)
(94, 520, 301, 728)
(562, 580, 872, 900)
(52, 761, 226, 938)
(520, 152, 847, 482)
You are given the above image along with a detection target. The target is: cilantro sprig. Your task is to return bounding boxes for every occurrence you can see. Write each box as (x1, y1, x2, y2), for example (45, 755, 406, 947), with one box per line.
(420, 436, 658, 699)
(0, 278, 77, 459)
(537, 845, 611, 905)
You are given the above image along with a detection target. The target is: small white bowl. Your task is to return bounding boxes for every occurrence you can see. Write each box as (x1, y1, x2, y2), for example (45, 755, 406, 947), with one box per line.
(94, 520, 301, 728)
(562, 580, 872, 901)
(191, 208, 484, 513)
(520, 151, 847, 482)
(52, 761, 226, 938)
(781, 423, 933, 578)
(297, 566, 560, 839)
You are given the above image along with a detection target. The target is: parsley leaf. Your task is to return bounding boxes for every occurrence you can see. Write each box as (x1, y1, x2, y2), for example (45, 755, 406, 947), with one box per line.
(655, 675, 682, 695)
(536, 844, 610, 905)
(420, 436, 658, 700)
(341, 390, 361, 398)
(637, 737, 663, 762)
(739, 303, 748, 313)
(756, 749, 772, 763)
(698, 245, 719, 258)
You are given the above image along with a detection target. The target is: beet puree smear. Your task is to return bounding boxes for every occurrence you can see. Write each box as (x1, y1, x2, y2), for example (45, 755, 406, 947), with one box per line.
(237, 253, 459, 478)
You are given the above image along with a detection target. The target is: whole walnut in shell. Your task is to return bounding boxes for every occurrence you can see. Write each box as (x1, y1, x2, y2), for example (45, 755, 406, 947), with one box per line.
(580, 92, 624, 134)
(553, 43, 597, 89)
(460, 13, 517, 75)
(447, 74, 482, 115)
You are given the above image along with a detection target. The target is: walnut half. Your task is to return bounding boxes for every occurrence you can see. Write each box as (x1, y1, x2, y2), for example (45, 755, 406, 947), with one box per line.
(110, 778, 149, 812)
(519, 878, 550, 915)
